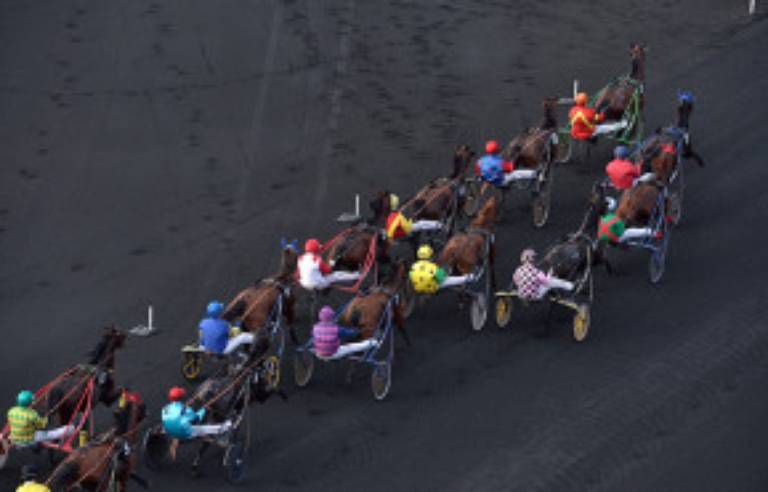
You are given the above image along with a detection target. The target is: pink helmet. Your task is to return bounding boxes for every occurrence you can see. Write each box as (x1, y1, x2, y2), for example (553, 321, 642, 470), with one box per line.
(318, 305, 335, 322)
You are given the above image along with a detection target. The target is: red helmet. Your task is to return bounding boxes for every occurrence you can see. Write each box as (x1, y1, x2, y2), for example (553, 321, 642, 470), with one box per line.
(485, 140, 500, 154)
(304, 238, 321, 254)
(168, 386, 186, 402)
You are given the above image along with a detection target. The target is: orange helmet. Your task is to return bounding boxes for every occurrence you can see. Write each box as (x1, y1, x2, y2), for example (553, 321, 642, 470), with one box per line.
(575, 92, 588, 106)
(168, 386, 186, 402)
(485, 140, 500, 154)
(304, 238, 321, 254)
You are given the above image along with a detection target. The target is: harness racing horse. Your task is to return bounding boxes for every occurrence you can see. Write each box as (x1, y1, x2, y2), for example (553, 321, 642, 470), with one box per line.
(186, 337, 280, 477)
(438, 195, 498, 289)
(638, 91, 705, 184)
(401, 144, 475, 223)
(48, 390, 148, 491)
(503, 98, 558, 169)
(594, 43, 646, 122)
(337, 260, 410, 345)
(539, 181, 611, 284)
(47, 327, 128, 430)
(222, 242, 298, 344)
(322, 190, 393, 281)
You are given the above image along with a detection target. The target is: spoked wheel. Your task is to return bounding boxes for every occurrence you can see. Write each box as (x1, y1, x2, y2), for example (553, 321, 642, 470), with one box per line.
(495, 296, 513, 328)
(554, 129, 572, 164)
(0, 437, 10, 469)
(398, 282, 417, 319)
(142, 427, 172, 471)
(470, 292, 488, 331)
(370, 361, 392, 401)
(262, 355, 282, 392)
(531, 162, 554, 228)
(463, 179, 482, 217)
(181, 351, 203, 382)
(224, 439, 246, 485)
(293, 349, 314, 388)
(649, 223, 670, 284)
(572, 304, 591, 342)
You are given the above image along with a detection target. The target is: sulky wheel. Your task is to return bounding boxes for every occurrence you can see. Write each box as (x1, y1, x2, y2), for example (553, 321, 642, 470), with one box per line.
(462, 179, 482, 217)
(142, 427, 172, 471)
(181, 352, 203, 382)
(648, 223, 670, 284)
(572, 304, 591, 342)
(0, 437, 10, 469)
(531, 165, 553, 228)
(398, 281, 417, 319)
(495, 296, 513, 328)
(371, 361, 392, 401)
(293, 349, 314, 388)
(469, 292, 488, 331)
(554, 129, 572, 164)
(224, 439, 246, 485)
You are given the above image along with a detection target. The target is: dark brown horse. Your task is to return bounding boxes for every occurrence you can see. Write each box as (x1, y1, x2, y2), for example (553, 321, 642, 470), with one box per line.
(337, 260, 409, 343)
(638, 92, 704, 183)
(503, 98, 558, 169)
(594, 43, 646, 121)
(401, 144, 475, 221)
(46, 327, 127, 431)
(438, 196, 498, 288)
(539, 181, 610, 280)
(48, 390, 147, 491)
(222, 242, 298, 343)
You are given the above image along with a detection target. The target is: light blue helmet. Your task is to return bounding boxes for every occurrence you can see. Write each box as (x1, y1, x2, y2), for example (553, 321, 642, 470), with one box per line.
(206, 301, 224, 318)
(17, 390, 34, 407)
(614, 145, 630, 159)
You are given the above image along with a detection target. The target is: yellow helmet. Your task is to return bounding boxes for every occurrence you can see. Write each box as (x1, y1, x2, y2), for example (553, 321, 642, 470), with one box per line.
(389, 193, 400, 211)
(416, 244, 433, 260)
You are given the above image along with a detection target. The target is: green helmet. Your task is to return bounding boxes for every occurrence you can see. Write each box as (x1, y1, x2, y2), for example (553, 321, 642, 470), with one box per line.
(17, 390, 34, 407)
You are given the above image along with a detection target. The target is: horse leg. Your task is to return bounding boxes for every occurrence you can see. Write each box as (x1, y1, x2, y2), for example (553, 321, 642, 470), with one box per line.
(394, 309, 411, 347)
(191, 441, 210, 477)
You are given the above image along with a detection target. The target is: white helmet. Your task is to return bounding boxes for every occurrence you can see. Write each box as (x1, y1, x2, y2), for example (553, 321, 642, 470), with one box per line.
(520, 248, 536, 263)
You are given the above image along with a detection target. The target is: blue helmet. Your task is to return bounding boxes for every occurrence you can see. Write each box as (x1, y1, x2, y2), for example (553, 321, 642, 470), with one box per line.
(613, 146, 630, 159)
(206, 301, 224, 318)
(677, 90, 694, 104)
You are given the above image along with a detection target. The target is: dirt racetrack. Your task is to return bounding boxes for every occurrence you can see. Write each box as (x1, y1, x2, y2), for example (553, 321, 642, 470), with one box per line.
(1, 1, 767, 490)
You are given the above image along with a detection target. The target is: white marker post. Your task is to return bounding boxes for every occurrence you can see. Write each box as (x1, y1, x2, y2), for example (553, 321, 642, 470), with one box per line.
(573, 79, 579, 100)
(337, 193, 361, 222)
(130, 304, 159, 337)
(749, 0, 756, 14)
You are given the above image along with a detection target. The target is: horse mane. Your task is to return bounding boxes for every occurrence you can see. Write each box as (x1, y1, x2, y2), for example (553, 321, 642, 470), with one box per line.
(470, 196, 497, 230)
(88, 331, 112, 365)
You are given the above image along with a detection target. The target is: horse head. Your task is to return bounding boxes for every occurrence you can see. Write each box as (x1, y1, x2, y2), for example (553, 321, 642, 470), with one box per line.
(629, 43, 646, 81)
(278, 238, 300, 280)
(368, 191, 394, 225)
(540, 97, 558, 130)
(113, 390, 146, 437)
(471, 195, 498, 230)
(451, 144, 475, 179)
(676, 90, 695, 130)
(89, 325, 127, 368)
(578, 180, 608, 236)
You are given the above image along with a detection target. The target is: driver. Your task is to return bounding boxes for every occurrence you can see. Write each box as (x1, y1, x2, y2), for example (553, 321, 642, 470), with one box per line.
(512, 249, 574, 301)
(409, 244, 473, 294)
(475, 140, 515, 186)
(161, 387, 232, 439)
(6, 390, 75, 448)
(297, 238, 360, 290)
(199, 301, 254, 355)
(385, 194, 443, 240)
(569, 92, 605, 141)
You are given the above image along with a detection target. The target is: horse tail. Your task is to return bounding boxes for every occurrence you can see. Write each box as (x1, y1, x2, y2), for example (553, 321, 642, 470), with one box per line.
(48, 460, 80, 490)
